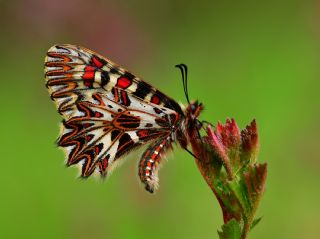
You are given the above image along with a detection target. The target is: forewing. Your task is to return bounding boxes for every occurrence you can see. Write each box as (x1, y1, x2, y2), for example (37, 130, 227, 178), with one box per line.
(45, 44, 183, 119)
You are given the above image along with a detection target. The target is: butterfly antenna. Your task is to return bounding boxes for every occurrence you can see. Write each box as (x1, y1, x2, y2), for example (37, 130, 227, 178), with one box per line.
(175, 64, 191, 105)
(181, 64, 190, 105)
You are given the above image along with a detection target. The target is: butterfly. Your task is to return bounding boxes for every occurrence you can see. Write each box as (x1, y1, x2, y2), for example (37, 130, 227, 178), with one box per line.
(45, 44, 203, 193)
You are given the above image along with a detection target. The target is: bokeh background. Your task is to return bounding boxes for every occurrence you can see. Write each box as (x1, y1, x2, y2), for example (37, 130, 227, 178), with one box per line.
(1, 0, 319, 238)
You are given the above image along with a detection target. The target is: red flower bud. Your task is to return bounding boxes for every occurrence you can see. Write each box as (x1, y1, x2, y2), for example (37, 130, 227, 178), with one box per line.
(241, 119, 259, 164)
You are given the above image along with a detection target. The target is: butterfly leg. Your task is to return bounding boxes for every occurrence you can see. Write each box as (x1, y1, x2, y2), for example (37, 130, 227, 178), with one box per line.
(138, 136, 172, 193)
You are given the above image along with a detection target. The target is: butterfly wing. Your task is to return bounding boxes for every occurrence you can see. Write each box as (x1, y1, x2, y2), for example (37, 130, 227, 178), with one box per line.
(45, 44, 183, 178)
(45, 44, 183, 118)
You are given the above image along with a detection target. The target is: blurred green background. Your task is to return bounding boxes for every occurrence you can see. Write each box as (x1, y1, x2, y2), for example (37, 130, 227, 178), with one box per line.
(1, 0, 319, 238)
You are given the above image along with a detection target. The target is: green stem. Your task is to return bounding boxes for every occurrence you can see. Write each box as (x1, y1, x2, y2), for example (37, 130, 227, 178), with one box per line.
(241, 220, 250, 239)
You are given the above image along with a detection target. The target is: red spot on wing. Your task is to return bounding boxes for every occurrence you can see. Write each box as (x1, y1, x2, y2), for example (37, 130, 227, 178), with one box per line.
(83, 72, 94, 87)
(83, 123, 91, 128)
(102, 157, 108, 170)
(121, 91, 128, 106)
(95, 146, 101, 154)
(137, 130, 149, 138)
(85, 135, 93, 142)
(151, 95, 160, 105)
(83, 71, 94, 79)
(117, 77, 131, 89)
(84, 80, 92, 87)
(95, 112, 103, 118)
(99, 155, 110, 173)
(92, 56, 104, 68)
(85, 66, 95, 71)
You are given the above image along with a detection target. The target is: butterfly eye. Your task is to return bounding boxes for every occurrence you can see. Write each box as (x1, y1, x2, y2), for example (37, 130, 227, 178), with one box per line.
(190, 104, 196, 113)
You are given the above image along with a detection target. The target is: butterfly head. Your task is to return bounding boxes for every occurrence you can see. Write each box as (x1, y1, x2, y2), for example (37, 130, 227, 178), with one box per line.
(186, 100, 203, 122)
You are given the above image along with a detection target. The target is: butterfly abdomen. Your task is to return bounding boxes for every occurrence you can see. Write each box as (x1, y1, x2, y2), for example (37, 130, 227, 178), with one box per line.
(139, 136, 172, 193)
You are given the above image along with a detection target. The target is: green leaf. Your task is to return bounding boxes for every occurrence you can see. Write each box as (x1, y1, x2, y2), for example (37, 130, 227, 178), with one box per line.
(250, 217, 262, 231)
(243, 163, 267, 216)
(218, 219, 242, 239)
(227, 179, 252, 217)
